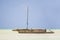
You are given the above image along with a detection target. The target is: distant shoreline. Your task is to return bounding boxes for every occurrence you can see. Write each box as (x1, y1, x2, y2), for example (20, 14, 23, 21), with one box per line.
(0, 29, 60, 30)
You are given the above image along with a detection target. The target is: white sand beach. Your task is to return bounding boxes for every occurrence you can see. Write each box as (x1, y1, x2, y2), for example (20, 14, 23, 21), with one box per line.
(0, 29, 60, 40)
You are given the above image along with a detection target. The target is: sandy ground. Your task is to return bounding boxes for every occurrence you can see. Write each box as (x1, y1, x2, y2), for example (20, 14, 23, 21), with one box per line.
(0, 29, 60, 40)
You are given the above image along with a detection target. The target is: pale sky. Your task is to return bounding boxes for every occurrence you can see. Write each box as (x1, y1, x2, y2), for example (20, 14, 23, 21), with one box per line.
(0, 0, 60, 29)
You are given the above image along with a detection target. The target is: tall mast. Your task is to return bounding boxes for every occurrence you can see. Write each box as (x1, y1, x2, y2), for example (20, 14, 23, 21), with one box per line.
(26, 6, 28, 29)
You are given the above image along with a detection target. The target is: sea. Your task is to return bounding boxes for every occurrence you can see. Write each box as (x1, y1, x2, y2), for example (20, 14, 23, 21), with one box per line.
(0, 29, 60, 40)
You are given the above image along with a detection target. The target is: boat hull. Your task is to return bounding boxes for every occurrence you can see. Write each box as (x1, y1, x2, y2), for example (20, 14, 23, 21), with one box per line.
(12, 29, 54, 34)
(18, 32, 54, 34)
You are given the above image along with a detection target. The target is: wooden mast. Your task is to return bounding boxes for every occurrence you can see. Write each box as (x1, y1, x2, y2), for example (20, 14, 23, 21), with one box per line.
(26, 6, 28, 29)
